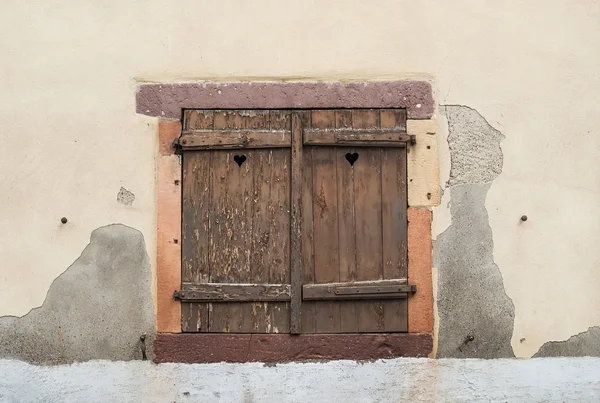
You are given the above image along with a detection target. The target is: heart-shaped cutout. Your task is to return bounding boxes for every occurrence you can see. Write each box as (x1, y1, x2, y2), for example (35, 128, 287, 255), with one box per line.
(234, 154, 247, 167)
(345, 152, 359, 167)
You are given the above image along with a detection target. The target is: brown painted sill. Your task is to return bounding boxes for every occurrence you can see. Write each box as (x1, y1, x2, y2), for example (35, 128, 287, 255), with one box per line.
(154, 333, 432, 363)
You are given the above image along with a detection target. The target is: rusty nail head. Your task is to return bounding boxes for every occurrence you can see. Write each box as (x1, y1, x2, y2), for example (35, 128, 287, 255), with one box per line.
(521, 215, 528, 221)
(61, 217, 68, 224)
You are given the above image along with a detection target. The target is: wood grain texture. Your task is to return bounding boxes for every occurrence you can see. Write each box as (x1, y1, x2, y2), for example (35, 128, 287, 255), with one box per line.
(299, 109, 410, 333)
(180, 108, 410, 334)
(300, 144, 316, 333)
(182, 110, 291, 333)
(303, 129, 410, 147)
(290, 112, 305, 333)
(180, 130, 291, 150)
(179, 283, 291, 301)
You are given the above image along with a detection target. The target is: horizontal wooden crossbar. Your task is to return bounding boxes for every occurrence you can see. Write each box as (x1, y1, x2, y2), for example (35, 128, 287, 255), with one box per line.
(302, 279, 415, 301)
(303, 129, 413, 147)
(179, 130, 291, 149)
(176, 283, 291, 302)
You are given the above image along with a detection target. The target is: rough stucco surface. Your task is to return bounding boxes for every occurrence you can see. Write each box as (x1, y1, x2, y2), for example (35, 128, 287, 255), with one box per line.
(535, 327, 600, 357)
(435, 184, 515, 358)
(445, 106, 504, 186)
(434, 106, 514, 358)
(2, 358, 600, 402)
(0, 225, 155, 364)
(2, 0, 600, 358)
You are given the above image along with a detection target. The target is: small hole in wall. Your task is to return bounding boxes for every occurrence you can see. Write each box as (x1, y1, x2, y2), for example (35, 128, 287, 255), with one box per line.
(174, 180, 180, 186)
(427, 193, 432, 200)
(427, 146, 431, 149)
(173, 239, 178, 244)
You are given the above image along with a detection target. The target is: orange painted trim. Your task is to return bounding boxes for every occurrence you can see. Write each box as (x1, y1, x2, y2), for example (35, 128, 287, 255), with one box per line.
(156, 120, 182, 333)
(407, 208, 434, 333)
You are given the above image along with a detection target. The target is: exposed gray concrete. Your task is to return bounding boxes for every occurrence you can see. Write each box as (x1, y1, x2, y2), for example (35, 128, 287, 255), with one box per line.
(0, 225, 154, 364)
(116, 187, 135, 206)
(535, 327, 600, 357)
(435, 105, 514, 358)
(445, 105, 504, 186)
(435, 184, 515, 358)
(2, 358, 600, 402)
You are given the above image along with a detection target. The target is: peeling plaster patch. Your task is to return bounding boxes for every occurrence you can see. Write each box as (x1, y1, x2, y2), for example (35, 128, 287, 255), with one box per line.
(445, 105, 504, 186)
(117, 187, 135, 206)
(534, 327, 600, 357)
(434, 184, 515, 358)
(0, 225, 154, 364)
(434, 106, 514, 358)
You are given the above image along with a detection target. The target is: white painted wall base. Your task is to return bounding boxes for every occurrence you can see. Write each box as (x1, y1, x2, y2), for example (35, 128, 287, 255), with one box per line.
(1, 358, 600, 402)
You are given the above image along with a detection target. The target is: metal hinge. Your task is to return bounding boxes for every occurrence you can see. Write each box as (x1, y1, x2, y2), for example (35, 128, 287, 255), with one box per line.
(172, 137, 183, 155)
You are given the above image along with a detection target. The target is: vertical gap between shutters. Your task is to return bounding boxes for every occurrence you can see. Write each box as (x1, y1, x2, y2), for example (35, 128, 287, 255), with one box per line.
(311, 146, 317, 333)
(380, 148, 385, 280)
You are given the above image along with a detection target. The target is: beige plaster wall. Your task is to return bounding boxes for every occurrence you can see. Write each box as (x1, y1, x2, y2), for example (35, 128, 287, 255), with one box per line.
(1, 0, 599, 357)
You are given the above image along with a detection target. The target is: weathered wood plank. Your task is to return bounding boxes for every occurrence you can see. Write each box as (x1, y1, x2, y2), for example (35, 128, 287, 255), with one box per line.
(249, 149, 291, 284)
(352, 109, 380, 129)
(300, 144, 316, 333)
(213, 110, 270, 130)
(181, 303, 209, 332)
(179, 283, 291, 301)
(303, 279, 411, 300)
(181, 112, 214, 332)
(183, 110, 214, 131)
(269, 110, 291, 130)
(379, 109, 407, 131)
(303, 129, 410, 147)
(353, 110, 385, 332)
(182, 152, 211, 284)
(290, 112, 305, 334)
(180, 130, 291, 150)
(208, 112, 257, 332)
(311, 110, 340, 333)
(335, 109, 353, 129)
(335, 109, 359, 332)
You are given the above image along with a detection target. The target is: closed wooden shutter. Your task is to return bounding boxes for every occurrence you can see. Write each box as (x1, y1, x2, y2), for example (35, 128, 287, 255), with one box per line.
(300, 109, 410, 333)
(177, 109, 413, 334)
(180, 110, 292, 333)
